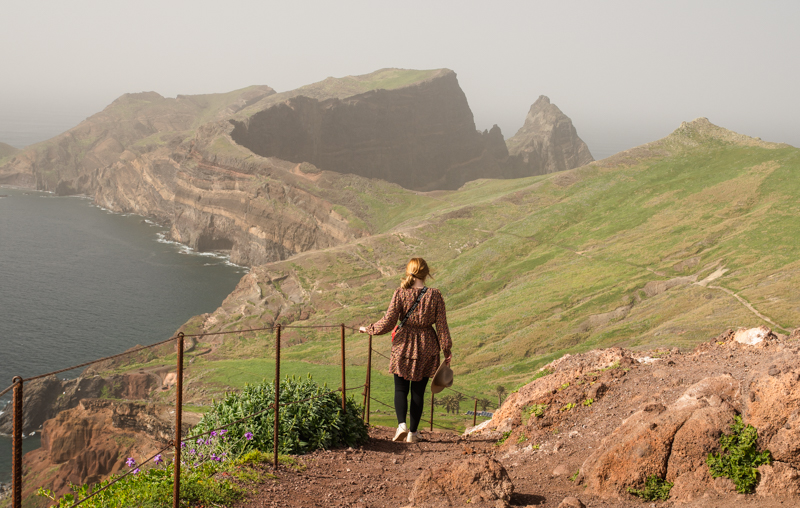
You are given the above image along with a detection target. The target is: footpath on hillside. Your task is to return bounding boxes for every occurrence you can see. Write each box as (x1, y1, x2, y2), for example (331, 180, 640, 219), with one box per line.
(235, 326, 800, 508)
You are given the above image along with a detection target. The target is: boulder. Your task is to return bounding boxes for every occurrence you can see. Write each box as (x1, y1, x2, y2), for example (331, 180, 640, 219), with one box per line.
(408, 457, 514, 507)
(556, 497, 585, 508)
(580, 375, 740, 498)
(742, 352, 800, 467)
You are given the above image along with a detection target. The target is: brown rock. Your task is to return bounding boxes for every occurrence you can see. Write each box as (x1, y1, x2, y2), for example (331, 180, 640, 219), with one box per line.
(743, 352, 800, 467)
(581, 375, 740, 498)
(756, 461, 800, 498)
(556, 497, 585, 508)
(408, 457, 514, 507)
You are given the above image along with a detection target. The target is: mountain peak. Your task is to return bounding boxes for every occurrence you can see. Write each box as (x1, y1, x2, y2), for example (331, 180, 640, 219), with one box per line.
(505, 96, 594, 174)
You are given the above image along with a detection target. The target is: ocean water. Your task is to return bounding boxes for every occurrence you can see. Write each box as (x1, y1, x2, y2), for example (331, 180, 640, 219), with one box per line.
(0, 187, 246, 484)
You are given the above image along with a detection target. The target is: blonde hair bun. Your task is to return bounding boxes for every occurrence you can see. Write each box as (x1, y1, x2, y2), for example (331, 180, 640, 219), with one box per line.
(401, 258, 432, 289)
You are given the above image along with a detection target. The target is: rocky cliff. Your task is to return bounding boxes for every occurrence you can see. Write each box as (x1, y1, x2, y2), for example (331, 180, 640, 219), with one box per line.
(0, 69, 593, 266)
(229, 69, 509, 191)
(19, 399, 191, 504)
(505, 95, 594, 177)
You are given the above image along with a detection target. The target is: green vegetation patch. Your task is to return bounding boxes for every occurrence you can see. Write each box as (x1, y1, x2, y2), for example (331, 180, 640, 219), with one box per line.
(707, 416, 772, 493)
(628, 475, 674, 501)
(194, 374, 368, 455)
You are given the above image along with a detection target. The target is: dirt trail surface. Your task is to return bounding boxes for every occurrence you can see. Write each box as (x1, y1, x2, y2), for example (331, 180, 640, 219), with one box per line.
(234, 328, 800, 508)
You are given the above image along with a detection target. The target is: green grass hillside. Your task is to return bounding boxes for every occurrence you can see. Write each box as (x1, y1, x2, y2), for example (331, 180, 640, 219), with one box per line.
(113, 119, 800, 415)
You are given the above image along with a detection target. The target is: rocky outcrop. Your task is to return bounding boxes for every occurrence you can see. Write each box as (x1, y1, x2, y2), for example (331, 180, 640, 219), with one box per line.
(0, 372, 159, 435)
(406, 457, 514, 508)
(505, 96, 594, 176)
(230, 70, 509, 191)
(20, 399, 189, 501)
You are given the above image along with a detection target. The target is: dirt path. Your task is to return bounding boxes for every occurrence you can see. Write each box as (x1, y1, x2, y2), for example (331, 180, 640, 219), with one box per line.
(233, 335, 797, 508)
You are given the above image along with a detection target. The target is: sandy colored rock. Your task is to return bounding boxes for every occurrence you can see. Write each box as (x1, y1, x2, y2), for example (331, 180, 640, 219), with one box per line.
(742, 351, 800, 467)
(756, 461, 800, 498)
(556, 497, 585, 508)
(733, 326, 776, 346)
(408, 457, 514, 507)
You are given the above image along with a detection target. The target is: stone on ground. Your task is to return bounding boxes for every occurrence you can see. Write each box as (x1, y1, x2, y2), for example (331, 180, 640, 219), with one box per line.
(407, 457, 514, 507)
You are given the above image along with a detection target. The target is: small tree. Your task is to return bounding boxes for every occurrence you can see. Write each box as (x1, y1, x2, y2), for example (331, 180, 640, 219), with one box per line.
(478, 398, 492, 412)
(495, 385, 507, 407)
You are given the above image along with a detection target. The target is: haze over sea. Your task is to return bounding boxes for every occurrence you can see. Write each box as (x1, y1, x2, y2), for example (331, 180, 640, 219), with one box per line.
(0, 187, 245, 484)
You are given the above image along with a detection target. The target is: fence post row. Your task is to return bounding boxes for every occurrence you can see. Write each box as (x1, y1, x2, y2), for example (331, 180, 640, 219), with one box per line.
(340, 324, 346, 413)
(12, 376, 23, 508)
(173, 333, 184, 508)
(274, 324, 281, 470)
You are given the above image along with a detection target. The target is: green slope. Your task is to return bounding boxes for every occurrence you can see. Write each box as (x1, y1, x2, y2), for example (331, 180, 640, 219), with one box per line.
(123, 119, 800, 406)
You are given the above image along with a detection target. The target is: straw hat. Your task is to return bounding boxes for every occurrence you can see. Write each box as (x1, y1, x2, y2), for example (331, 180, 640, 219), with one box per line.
(431, 361, 454, 394)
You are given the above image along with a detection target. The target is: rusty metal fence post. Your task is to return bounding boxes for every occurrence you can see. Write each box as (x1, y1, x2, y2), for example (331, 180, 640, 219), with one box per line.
(173, 333, 184, 508)
(11, 376, 22, 508)
(364, 334, 372, 423)
(473, 399, 478, 427)
(340, 324, 346, 413)
(274, 324, 281, 470)
(429, 392, 434, 432)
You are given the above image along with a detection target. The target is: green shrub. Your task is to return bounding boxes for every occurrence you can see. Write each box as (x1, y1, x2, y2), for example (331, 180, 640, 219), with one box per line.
(627, 475, 673, 501)
(193, 374, 368, 456)
(707, 416, 772, 493)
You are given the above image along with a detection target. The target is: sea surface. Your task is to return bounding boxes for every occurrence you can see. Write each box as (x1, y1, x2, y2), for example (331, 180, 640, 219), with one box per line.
(0, 187, 246, 485)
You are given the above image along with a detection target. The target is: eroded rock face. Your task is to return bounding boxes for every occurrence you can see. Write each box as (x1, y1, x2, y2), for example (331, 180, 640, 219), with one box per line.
(580, 375, 740, 499)
(407, 457, 514, 508)
(22, 399, 185, 500)
(231, 71, 509, 192)
(0, 372, 158, 435)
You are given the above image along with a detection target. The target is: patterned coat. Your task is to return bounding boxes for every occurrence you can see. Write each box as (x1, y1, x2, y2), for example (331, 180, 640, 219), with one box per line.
(367, 287, 452, 382)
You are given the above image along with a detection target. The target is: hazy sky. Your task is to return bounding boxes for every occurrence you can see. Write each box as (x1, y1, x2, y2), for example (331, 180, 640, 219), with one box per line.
(1, 0, 797, 159)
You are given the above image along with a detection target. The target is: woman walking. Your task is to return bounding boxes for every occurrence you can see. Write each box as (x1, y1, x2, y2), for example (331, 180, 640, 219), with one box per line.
(360, 258, 452, 443)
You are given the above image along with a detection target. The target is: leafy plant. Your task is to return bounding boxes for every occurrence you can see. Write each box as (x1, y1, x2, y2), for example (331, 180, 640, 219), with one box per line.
(525, 403, 548, 418)
(627, 475, 673, 501)
(194, 374, 368, 456)
(582, 398, 594, 407)
(560, 402, 577, 412)
(517, 434, 528, 444)
(569, 469, 580, 482)
(559, 382, 570, 391)
(495, 431, 512, 446)
(707, 416, 772, 493)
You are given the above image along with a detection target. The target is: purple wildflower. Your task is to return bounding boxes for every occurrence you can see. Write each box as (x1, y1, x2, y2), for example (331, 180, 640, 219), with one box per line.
(245, 431, 254, 441)
(190, 449, 196, 455)
(210, 431, 217, 438)
(180, 442, 186, 449)
(132, 468, 140, 475)
(196, 438, 204, 445)
(154, 454, 163, 465)
(125, 457, 136, 468)
(219, 429, 228, 436)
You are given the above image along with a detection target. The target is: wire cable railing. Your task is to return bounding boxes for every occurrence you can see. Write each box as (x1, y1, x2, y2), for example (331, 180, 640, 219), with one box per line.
(5, 321, 493, 508)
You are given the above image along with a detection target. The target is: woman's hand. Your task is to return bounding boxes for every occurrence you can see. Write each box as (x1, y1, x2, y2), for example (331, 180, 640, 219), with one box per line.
(359, 326, 367, 334)
(444, 352, 452, 364)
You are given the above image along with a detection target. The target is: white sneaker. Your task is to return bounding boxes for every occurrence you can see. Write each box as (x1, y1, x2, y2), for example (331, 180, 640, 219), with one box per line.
(393, 423, 408, 442)
(406, 431, 420, 443)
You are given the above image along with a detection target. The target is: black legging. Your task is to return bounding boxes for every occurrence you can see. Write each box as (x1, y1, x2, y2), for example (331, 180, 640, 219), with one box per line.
(394, 374, 429, 432)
